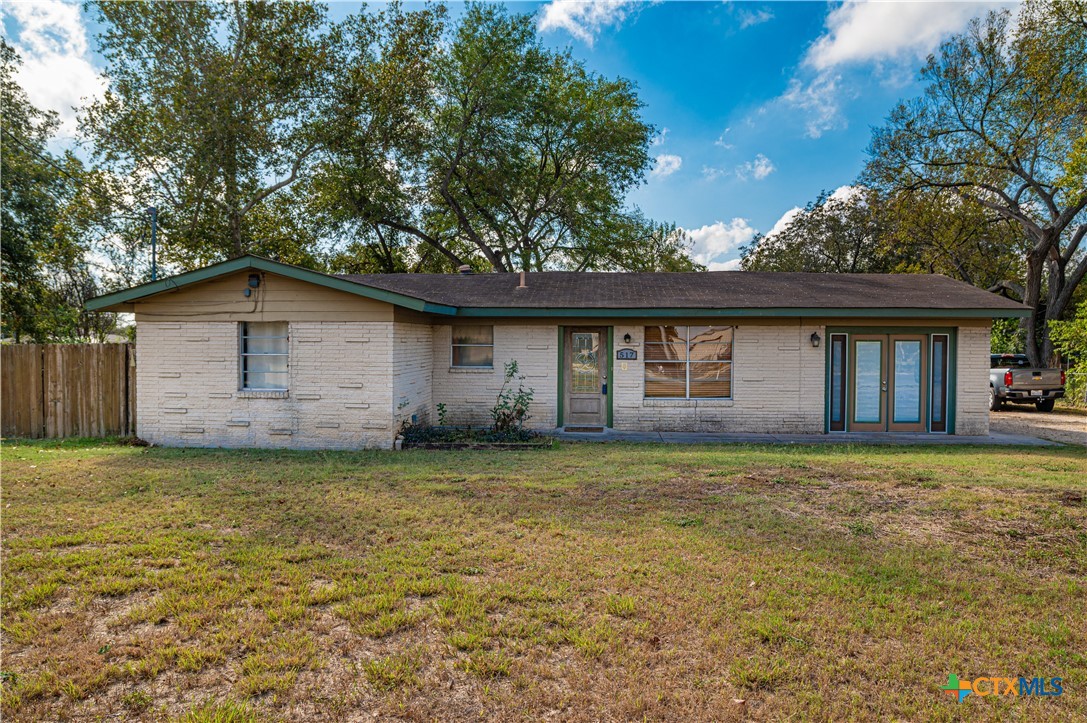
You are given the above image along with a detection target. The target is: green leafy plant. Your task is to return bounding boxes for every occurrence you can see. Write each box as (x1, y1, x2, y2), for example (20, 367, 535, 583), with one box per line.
(490, 361, 534, 433)
(1049, 299, 1087, 406)
(436, 402, 448, 426)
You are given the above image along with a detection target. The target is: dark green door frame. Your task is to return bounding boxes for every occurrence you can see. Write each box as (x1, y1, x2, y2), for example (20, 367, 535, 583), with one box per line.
(824, 326, 958, 434)
(556, 325, 613, 428)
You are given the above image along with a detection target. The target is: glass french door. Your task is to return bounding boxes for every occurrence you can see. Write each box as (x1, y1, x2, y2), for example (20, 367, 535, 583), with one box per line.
(847, 334, 929, 432)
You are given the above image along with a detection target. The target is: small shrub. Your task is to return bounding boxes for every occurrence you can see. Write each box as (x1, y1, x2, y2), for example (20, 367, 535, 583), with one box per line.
(491, 360, 534, 433)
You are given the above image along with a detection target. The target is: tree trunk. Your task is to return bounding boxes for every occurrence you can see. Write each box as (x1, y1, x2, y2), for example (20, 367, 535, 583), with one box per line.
(229, 209, 243, 257)
(1022, 245, 1047, 367)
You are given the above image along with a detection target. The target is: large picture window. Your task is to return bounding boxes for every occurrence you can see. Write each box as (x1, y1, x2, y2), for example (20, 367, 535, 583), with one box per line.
(240, 321, 288, 390)
(644, 326, 733, 398)
(451, 325, 494, 367)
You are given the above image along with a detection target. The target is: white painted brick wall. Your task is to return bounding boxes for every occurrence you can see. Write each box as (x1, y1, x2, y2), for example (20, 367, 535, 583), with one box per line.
(612, 323, 827, 433)
(136, 321, 397, 449)
(955, 324, 991, 435)
(137, 318, 990, 445)
(393, 322, 433, 429)
(430, 324, 558, 429)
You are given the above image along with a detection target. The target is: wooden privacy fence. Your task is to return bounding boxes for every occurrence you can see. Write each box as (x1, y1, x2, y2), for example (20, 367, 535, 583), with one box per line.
(1, 344, 136, 438)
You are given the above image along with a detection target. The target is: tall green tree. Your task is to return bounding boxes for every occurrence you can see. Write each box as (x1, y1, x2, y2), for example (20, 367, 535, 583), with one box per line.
(741, 189, 891, 273)
(866, 1, 1087, 365)
(1, 41, 62, 341)
(1, 41, 114, 341)
(81, 0, 338, 269)
(311, 3, 663, 272)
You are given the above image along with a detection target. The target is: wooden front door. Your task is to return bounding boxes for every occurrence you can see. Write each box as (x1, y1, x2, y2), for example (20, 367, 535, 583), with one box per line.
(564, 327, 607, 427)
(848, 334, 929, 432)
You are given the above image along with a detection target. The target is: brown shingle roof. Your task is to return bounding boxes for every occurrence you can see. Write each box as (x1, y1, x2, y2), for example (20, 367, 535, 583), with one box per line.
(337, 271, 1026, 312)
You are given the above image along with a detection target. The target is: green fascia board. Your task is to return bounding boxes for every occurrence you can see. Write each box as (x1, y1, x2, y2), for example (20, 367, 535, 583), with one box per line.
(84, 255, 457, 315)
(453, 306, 1030, 319)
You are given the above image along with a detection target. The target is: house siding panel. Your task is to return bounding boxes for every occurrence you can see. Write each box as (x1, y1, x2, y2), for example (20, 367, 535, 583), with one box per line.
(393, 322, 434, 428)
(955, 324, 991, 435)
(136, 320, 396, 449)
(431, 324, 559, 429)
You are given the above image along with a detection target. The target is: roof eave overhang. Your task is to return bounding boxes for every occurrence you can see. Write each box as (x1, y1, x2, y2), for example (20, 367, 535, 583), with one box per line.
(84, 255, 458, 315)
(452, 306, 1031, 319)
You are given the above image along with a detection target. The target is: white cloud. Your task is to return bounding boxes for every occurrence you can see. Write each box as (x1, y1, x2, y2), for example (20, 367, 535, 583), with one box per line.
(738, 7, 774, 30)
(768, 2, 998, 140)
(3, 0, 104, 139)
(650, 153, 682, 179)
(735, 153, 775, 181)
(766, 206, 803, 238)
(651, 126, 669, 147)
(537, 0, 640, 46)
(683, 218, 756, 266)
(707, 258, 743, 271)
(714, 127, 734, 149)
(701, 165, 727, 182)
(805, 1, 1001, 71)
(779, 73, 847, 138)
(829, 184, 862, 203)
(761, 185, 860, 240)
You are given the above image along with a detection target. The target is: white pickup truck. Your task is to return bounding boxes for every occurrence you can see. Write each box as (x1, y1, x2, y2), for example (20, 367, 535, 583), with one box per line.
(989, 353, 1066, 412)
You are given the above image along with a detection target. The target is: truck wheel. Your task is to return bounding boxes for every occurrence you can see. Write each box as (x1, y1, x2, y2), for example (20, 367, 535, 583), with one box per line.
(1035, 399, 1055, 413)
(989, 386, 1002, 411)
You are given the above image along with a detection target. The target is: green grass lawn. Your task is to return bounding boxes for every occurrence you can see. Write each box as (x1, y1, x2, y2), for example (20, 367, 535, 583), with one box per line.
(1, 440, 1085, 721)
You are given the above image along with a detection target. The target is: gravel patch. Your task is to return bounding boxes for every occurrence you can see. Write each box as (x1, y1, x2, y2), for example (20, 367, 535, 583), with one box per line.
(990, 407, 1087, 446)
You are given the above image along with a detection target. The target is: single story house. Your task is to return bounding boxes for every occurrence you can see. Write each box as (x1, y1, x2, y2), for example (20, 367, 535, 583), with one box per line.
(86, 255, 1029, 448)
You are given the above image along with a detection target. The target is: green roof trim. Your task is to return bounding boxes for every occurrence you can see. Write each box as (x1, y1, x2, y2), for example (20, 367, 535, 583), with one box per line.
(451, 306, 1030, 319)
(84, 255, 458, 315)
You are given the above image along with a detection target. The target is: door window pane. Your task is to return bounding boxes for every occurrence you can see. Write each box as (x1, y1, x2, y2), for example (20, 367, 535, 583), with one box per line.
(931, 336, 948, 431)
(571, 332, 599, 393)
(893, 340, 922, 423)
(854, 341, 882, 423)
(830, 335, 846, 430)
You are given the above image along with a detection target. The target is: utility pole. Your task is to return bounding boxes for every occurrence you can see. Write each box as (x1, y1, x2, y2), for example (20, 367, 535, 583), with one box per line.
(148, 206, 158, 281)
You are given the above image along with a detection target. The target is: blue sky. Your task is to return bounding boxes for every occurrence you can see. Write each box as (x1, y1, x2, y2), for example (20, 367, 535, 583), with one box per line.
(2, 0, 1015, 269)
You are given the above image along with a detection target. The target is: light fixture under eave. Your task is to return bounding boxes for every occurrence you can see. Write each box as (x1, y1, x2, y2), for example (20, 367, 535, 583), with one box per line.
(810, 331, 821, 348)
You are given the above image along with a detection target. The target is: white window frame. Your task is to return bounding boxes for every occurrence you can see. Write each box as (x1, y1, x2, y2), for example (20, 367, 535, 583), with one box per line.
(239, 321, 289, 391)
(450, 325, 494, 368)
(644, 325, 734, 400)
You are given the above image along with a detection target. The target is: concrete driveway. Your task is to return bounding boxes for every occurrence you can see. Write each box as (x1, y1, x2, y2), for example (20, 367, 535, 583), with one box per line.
(989, 406, 1087, 446)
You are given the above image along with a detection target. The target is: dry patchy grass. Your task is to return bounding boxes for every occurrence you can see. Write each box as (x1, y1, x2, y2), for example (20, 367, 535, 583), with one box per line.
(1, 438, 1085, 721)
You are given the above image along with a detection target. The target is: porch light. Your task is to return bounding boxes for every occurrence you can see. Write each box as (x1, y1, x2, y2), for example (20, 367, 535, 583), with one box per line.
(623, 333, 632, 344)
(810, 331, 821, 348)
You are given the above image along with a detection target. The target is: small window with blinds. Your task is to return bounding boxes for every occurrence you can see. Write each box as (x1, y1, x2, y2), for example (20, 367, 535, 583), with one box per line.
(644, 325, 733, 399)
(240, 322, 288, 390)
(451, 325, 494, 367)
